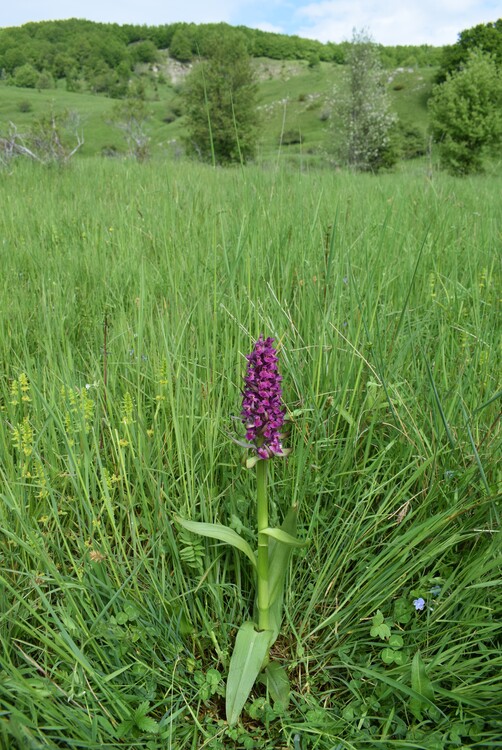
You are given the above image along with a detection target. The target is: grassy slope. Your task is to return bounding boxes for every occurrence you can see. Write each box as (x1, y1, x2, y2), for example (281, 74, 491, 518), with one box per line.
(0, 159, 500, 748)
(0, 55, 437, 158)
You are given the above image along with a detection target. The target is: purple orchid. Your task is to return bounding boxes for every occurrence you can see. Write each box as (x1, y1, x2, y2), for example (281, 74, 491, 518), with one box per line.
(241, 335, 286, 459)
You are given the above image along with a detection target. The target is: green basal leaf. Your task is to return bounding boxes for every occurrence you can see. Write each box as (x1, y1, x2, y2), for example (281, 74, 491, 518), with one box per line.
(262, 527, 308, 546)
(175, 517, 256, 569)
(226, 622, 273, 726)
(262, 662, 290, 708)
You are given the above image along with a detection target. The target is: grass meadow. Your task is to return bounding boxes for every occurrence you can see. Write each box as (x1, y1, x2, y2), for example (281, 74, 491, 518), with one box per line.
(0, 158, 500, 749)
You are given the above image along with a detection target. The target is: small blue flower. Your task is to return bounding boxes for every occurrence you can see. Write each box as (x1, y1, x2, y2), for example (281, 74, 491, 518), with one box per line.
(429, 585, 441, 597)
(413, 597, 426, 611)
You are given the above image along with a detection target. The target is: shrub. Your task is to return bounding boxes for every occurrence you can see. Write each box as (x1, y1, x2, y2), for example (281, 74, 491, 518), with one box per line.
(13, 63, 38, 89)
(429, 50, 502, 174)
(280, 129, 304, 145)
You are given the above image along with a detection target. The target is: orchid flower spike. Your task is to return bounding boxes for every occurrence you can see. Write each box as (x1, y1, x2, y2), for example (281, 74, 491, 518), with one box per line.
(241, 335, 288, 460)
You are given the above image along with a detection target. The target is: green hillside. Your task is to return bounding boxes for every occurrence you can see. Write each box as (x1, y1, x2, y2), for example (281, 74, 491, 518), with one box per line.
(0, 51, 436, 161)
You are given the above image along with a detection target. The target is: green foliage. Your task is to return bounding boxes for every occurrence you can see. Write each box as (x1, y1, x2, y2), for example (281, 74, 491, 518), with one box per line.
(429, 50, 502, 174)
(438, 19, 502, 81)
(12, 62, 38, 88)
(0, 19, 444, 164)
(17, 99, 32, 113)
(379, 44, 444, 69)
(226, 623, 273, 725)
(397, 121, 427, 159)
(0, 106, 84, 165)
(130, 40, 158, 65)
(36, 70, 54, 90)
(182, 33, 258, 164)
(261, 662, 290, 707)
(307, 52, 320, 69)
(169, 27, 196, 61)
(279, 128, 304, 146)
(333, 30, 398, 171)
(410, 651, 435, 720)
(109, 94, 151, 160)
(370, 610, 392, 640)
(176, 517, 257, 567)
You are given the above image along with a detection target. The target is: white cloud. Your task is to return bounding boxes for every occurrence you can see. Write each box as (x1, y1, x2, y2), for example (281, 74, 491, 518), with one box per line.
(253, 21, 286, 34)
(293, 0, 499, 46)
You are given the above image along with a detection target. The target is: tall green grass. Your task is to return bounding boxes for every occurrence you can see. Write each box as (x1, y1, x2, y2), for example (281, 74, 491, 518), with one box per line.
(0, 159, 500, 748)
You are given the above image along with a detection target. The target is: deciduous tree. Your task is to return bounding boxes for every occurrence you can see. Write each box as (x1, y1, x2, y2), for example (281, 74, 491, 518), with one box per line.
(437, 20, 502, 82)
(334, 30, 397, 172)
(182, 32, 258, 165)
(429, 50, 502, 174)
(109, 91, 150, 161)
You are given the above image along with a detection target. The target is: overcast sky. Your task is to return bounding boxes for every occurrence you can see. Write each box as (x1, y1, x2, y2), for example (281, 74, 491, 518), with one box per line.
(1, 0, 499, 46)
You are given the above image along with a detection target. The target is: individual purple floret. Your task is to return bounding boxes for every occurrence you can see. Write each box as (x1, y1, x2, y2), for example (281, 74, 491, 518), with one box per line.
(241, 335, 286, 459)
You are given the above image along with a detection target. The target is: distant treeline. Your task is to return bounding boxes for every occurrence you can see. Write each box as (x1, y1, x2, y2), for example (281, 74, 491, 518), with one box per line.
(0, 18, 443, 82)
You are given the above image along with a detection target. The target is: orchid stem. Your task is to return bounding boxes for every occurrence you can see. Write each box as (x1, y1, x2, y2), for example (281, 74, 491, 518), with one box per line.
(256, 458, 270, 632)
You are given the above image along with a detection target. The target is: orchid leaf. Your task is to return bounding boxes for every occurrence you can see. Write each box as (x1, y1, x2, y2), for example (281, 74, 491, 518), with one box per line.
(226, 622, 273, 726)
(262, 527, 308, 547)
(175, 517, 256, 569)
(261, 662, 290, 708)
(266, 506, 300, 642)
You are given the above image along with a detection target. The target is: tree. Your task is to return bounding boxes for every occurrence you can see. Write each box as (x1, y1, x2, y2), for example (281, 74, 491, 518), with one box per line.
(13, 63, 38, 88)
(437, 20, 502, 82)
(182, 32, 258, 165)
(109, 92, 150, 161)
(130, 40, 158, 65)
(334, 30, 397, 172)
(429, 50, 502, 174)
(169, 27, 195, 62)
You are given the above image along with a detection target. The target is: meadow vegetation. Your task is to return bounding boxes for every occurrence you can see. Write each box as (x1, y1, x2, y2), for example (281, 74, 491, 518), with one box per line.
(0, 158, 500, 748)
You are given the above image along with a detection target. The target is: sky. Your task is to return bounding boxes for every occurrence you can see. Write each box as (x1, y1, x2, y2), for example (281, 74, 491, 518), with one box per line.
(1, 0, 500, 46)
